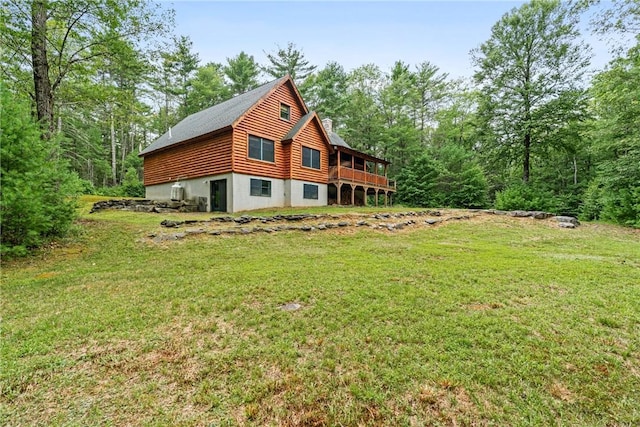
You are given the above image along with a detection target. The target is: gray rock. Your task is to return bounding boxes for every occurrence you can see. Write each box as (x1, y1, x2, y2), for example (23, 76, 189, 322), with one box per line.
(134, 205, 155, 213)
(279, 302, 302, 311)
(510, 210, 532, 217)
(531, 211, 553, 219)
(558, 222, 576, 229)
(160, 219, 183, 228)
(234, 215, 253, 224)
(425, 219, 440, 225)
(553, 216, 580, 226)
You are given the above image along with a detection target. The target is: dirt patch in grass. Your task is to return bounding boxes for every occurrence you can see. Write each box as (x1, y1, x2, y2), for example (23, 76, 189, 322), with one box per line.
(7, 316, 243, 425)
(465, 302, 504, 311)
(549, 381, 575, 403)
(404, 382, 488, 426)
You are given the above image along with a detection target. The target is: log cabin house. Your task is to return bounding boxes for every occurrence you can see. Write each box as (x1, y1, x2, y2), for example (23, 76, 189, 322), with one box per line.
(139, 75, 395, 212)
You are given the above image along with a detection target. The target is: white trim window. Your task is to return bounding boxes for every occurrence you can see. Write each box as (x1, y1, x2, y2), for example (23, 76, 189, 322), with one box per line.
(248, 135, 275, 162)
(302, 146, 320, 169)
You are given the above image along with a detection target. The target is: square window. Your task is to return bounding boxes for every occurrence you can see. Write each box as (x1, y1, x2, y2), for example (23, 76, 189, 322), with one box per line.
(248, 135, 274, 162)
(250, 178, 271, 197)
(302, 146, 320, 169)
(303, 184, 318, 200)
(280, 103, 291, 121)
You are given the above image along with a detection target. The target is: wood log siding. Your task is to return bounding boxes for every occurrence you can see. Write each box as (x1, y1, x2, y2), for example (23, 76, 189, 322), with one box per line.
(290, 119, 329, 184)
(143, 131, 233, 185)
(233, 82, 307, 179)
(143, 79, 333, 188)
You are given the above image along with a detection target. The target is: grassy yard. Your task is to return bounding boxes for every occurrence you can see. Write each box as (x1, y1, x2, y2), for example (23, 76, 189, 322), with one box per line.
(2, 197, 639, 426)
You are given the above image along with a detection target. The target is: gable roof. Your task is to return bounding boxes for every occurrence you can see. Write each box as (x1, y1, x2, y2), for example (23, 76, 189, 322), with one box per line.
(282, 112, 334, 152)
(281, 112, 315, 142)
(140, 76, 293, 156)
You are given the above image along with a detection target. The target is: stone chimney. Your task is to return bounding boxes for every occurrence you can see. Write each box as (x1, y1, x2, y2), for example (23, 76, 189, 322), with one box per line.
(321, 118, 333, 135)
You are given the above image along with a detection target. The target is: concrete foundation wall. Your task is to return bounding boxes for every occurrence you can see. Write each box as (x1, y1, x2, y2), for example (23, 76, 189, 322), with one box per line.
(145, 174, 233, 212)
(232, 173, 286, 212)
(145, 174, 328, 213)
(288, 180, 327, 208)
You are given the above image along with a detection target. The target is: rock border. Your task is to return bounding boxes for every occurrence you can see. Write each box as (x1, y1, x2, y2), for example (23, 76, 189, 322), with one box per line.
(144, 209, 580, 243)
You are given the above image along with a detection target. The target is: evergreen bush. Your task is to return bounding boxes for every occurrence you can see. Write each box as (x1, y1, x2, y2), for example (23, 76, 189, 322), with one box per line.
(1, 87, 79, 256)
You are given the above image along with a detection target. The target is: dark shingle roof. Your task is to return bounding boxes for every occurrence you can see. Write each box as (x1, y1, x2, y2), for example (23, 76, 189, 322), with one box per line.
(140, 76, 288, 156)
(328, 131, 351, 149)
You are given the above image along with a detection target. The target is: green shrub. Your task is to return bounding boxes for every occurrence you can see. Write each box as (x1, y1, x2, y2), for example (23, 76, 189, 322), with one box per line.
(122, 167, 145, 198)
(0, 87, 79, 256)
(580, 150, 640, 227)
(495, 183, 553, 212)
(396, 145, 488, 209)
(95, 186, 125, 197)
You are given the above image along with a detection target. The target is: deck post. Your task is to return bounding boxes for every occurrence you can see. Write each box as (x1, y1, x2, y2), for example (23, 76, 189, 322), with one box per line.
(351, 184, 355, 205)
(337, 182, 341, 205)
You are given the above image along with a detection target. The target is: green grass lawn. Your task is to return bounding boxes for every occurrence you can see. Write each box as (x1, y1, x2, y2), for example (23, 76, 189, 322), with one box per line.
(2, 198, 639, 426)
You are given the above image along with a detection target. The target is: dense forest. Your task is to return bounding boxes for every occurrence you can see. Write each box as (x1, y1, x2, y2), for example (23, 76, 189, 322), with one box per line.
(1, 0, 639, 254)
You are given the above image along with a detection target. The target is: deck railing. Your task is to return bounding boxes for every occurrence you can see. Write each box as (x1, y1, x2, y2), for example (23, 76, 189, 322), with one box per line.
(329, 166, 396, 190)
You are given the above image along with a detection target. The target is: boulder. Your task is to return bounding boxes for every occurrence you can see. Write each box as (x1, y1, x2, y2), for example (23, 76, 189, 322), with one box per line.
(509, 210, 532, 217)
(558, 222, 576, 229)
(552, 216, 580, 226)
(531, 211, 553, 219)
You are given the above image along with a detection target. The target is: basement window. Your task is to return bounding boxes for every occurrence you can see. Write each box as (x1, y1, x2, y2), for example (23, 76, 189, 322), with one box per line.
(303, 184, 319, 200)
(250, 179, 271, 197)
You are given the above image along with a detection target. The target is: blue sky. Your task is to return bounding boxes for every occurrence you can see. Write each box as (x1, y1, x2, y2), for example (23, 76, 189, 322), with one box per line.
(163, 1, 617, 80)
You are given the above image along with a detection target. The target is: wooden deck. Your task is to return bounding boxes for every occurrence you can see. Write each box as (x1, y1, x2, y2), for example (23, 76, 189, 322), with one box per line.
(328, 166, 396, 191)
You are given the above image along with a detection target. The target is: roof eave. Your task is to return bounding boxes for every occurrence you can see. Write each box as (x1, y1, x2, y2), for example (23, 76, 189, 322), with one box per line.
(333, 145, 390, 165)
(138, 125, 233, 157)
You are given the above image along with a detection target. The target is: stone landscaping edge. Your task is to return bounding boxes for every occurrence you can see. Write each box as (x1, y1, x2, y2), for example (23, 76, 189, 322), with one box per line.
(89, 200, 580, 244)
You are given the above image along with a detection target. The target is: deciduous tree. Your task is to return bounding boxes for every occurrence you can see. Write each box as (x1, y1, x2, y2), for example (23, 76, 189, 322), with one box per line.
(472, 0, 590, 183)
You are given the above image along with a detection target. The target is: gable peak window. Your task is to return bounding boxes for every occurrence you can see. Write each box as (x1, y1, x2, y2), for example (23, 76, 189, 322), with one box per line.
(248, 135, 275, 162)
(280, 103, 291, 121)
(302, 146, 321, 170)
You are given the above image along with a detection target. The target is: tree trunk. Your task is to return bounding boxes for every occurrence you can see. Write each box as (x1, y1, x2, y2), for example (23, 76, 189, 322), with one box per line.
(111, 111, 117, 185)
(523, 132, 531, 183)
(31, 0, 53, 136)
